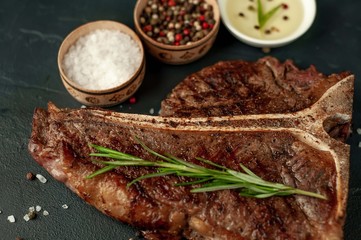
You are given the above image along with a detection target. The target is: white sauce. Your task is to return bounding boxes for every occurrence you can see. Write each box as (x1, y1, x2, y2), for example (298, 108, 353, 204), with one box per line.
(226, 0, 304, 40)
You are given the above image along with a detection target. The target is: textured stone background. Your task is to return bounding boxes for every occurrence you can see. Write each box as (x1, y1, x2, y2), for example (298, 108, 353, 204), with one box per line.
(0, 1, 360, 239)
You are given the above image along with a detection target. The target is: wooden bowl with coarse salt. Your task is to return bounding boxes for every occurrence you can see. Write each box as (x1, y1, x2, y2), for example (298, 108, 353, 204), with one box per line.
(58, 20, 146, 107)
(134, 0, 220, 65)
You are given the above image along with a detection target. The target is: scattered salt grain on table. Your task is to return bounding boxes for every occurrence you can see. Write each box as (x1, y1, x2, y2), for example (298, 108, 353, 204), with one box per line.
(358, 142, 361, 148)
(7, 215, 16, 223)
(23, 206, 37, 222)
(36, 174, 47, 183)
(63, 29, 142, 91)
(43, 210, 49, 216)
(23, 214, 31, 222)
(36, 205, 42, 212)
(357, 128, 361, 135)
(62, 204, 69, 209)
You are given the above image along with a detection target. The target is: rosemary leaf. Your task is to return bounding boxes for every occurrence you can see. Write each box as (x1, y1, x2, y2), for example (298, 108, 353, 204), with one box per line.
(86, 165, 116, 179)
(191, 183, 248, 193)
(90, 144, 141, 159)
(127, 171, 176, 188)
(257, 0, 283, 29)
(175, 177, 214, 186)
(239, 163, 261, 179)
(86, 138, 327, 200)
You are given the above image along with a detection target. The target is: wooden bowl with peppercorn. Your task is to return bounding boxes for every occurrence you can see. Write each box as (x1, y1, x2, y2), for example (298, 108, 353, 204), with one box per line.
(134, 0, 220, 65)
(58, 20, 146, 107)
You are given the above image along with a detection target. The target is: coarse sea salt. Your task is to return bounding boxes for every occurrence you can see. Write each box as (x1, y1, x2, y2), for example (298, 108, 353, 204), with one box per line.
(63, 29, 142, 91)
(36, 205, 42, 212)
(23, 214, 30, 222)
(7, 215, 16, 223)
(36, 174, 47, 183)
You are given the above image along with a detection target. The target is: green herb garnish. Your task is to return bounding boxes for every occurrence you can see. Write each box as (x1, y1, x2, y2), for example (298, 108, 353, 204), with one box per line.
(87, 137, 327, 200)
(257, 0, 283, 30)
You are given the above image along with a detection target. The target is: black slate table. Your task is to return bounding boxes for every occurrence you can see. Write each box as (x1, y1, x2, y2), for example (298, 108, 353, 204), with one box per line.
(1, 1, 360, 239)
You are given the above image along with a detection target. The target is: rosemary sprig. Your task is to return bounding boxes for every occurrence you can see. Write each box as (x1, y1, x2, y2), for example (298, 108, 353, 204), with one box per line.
(86, 138, 327, 200)
(257, 0, 283, 30)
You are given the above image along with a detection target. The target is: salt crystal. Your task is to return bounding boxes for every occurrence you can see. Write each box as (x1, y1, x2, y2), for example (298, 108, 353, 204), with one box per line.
(62, 204, 69, 209)
(358, 142, 361, 148)
(7, 215, 15, 223)
(36, 174, 47, 183)
(81, 105, 87, 109)
(43, 210, 49, 216)
(29, 206, 35, 212)
(149, 108, 155, 115)
(35, 205, 42, 212)
(0, 210, 2, 214)
(357, 128, 361, 135)
(23, 214, 30, 222)
(63, 29, 142, 91)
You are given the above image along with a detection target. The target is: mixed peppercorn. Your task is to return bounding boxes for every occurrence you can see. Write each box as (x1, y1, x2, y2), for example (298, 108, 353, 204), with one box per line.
(139, 0, 215, 46)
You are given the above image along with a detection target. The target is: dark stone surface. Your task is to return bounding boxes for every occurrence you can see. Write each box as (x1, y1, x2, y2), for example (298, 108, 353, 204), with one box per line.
(0, 0, 360, 239)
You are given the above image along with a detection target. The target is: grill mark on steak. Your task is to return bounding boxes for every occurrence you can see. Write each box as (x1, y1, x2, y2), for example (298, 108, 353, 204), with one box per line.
(160, 57, 351, 120)
(28, 58, 353, 240)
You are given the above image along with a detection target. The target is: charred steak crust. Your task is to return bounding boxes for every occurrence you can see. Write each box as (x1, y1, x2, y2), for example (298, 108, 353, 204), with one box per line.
(29, 105, 339, 239)
(160, 56, 352, 118)
(28, 57, 354, 240)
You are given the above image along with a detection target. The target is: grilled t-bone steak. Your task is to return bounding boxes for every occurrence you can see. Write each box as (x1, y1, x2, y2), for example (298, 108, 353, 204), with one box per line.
(161, 57, 352, 142)
(161, 57, 351, 135)
(28, 58, 353, 240)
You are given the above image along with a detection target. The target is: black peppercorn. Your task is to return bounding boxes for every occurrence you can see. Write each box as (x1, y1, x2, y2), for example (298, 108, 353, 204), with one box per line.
(139, 0, 215, 46)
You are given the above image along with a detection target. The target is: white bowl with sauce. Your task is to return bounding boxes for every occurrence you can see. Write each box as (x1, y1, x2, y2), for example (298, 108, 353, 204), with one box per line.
(218, 0, 316, 48)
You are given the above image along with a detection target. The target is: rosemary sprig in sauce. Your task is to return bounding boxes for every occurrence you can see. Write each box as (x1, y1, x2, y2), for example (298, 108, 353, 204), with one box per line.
(257, 0, 284, 30)
(87, 138, 327, 200)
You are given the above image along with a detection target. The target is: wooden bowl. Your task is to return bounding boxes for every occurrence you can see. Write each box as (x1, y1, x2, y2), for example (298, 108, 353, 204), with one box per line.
(58, 20, 145, 107)
(133, 0, 220, 65)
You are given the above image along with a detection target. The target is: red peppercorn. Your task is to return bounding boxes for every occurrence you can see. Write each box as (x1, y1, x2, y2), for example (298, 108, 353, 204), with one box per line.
(202, 22, 209, 29)
(199, 15, 205, 22)
(175, 33, 183, 42)
(209, 23, 214, 29)
(168, 0, 176, 7)
(159, 31, 166, 37)
(143, 25, 152, 32)
(26, 172, 35, 180)
(183, 28, 190, 35)
(174, 41, 180, 46)
(129, 97, 136, 104)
